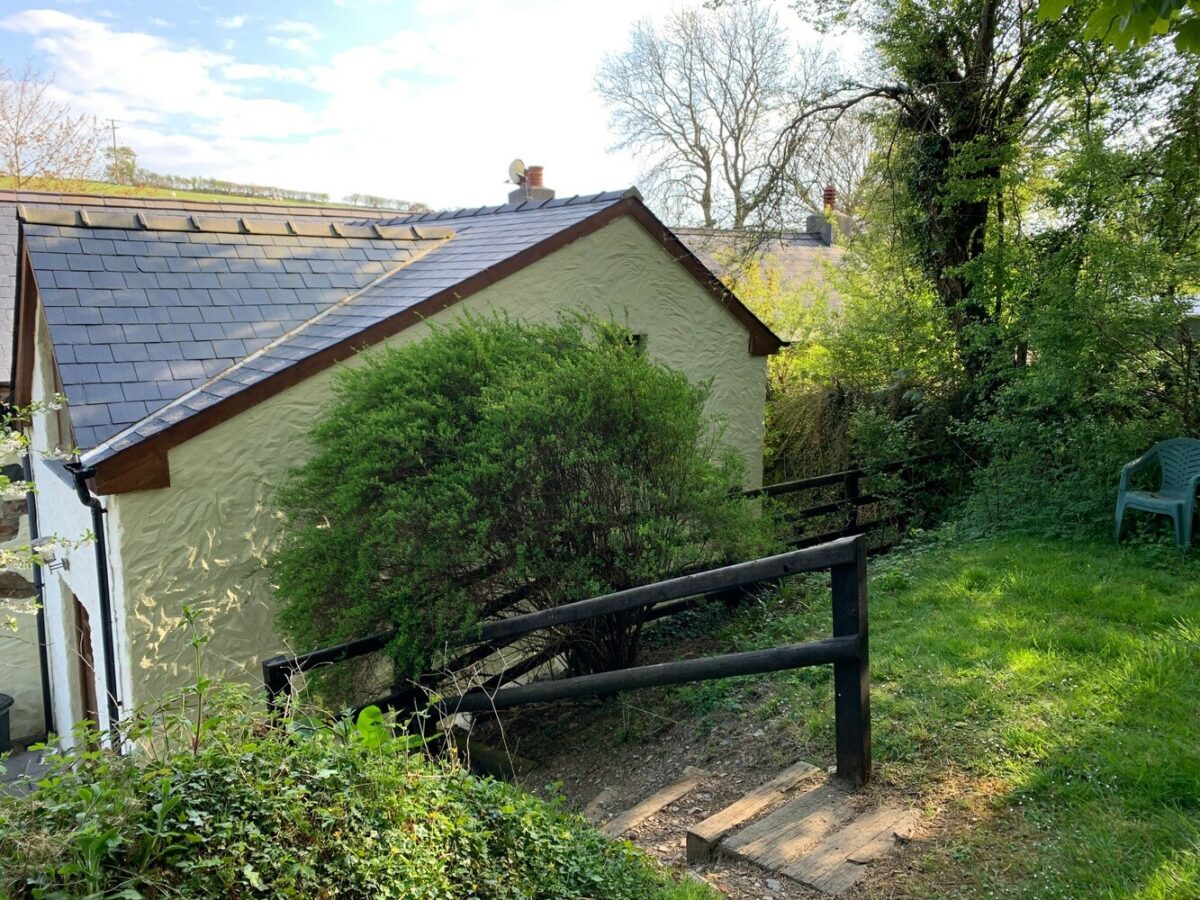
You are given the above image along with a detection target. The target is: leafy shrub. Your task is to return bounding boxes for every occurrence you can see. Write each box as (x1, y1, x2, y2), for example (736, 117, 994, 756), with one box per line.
(271, 313, 775, 696)
(0, 685, 705, 900)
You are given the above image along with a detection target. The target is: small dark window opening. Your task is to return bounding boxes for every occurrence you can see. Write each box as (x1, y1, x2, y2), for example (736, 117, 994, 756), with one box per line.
(629, 333, 647, 354)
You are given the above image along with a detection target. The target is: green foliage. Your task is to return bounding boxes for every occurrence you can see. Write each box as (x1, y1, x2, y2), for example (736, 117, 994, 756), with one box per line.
(272, 314, 775, 696)
(755, 2, 1199, 541)
(1040, 0, 1200, 52)
(0, 689, 704, 899)
(103, 145, 137, 185)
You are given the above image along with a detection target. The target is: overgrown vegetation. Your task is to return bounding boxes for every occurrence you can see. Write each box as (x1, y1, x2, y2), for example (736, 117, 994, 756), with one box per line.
(0, 681, 709, 900)
(271, 314, 775, 700)
(721, 0, 1200, 540)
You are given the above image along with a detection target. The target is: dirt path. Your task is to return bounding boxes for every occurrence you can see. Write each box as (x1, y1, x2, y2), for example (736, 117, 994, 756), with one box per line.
(468, 691, 941, 900)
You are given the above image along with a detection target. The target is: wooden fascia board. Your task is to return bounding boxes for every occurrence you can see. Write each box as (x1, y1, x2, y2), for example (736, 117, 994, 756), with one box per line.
(12, 242, 39, 409)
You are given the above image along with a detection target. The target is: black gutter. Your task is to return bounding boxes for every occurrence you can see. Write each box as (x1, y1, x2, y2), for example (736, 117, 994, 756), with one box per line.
(21, 452, 53, 739)
(65, 463, 121, 744)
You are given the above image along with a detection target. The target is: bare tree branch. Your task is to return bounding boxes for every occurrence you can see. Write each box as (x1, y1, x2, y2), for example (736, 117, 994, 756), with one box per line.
(596, 2, 859, 229)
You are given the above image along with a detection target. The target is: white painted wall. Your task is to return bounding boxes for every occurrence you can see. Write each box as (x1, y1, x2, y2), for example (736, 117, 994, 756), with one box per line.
(27, 306, 125, 742)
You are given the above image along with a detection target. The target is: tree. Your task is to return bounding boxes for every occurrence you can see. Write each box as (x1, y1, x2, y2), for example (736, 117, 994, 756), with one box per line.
(0, 62, 103, 187)
(271, 315, 773, 701)
(596, 1, 849, 229)
(787, 0, 1091, 382)
(343, 193, 430, 212)
(103, 144, 136, 185)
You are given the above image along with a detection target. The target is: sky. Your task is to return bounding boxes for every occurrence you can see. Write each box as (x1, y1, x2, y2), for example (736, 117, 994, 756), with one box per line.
(0, 0, 860, 210)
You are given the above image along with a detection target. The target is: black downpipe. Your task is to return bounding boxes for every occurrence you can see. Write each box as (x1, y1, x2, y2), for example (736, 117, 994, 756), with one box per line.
(66, 463, 121, 744)
(21, 453, 53, 739)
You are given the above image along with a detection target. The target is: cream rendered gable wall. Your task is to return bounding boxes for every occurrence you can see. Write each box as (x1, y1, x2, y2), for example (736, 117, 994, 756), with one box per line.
(106, 215, 768, 707)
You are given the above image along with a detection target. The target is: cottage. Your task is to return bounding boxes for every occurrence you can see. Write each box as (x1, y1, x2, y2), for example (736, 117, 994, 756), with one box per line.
(8, 183, 782, 741)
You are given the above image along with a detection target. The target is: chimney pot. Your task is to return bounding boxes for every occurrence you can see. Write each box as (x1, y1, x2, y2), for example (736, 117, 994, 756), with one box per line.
(508, 162, 555, 204)
(823, 184, 837, 211)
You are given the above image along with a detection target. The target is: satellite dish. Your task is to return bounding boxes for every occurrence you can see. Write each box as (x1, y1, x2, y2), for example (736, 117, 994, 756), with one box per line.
(508, 158, 526, 185)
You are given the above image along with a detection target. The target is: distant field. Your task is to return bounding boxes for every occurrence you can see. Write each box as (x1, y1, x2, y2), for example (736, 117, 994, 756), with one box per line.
(0, 177, 356, 208)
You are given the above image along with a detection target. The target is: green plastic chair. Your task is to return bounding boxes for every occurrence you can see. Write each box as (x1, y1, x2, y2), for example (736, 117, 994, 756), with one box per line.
(1114, 438, 1200, 547)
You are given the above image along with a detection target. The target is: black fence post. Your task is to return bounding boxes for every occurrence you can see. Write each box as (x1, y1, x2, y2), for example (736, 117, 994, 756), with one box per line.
(830, 534, 870, 786)
(262, 655, 293, 714)
(844, 470, 861, 536)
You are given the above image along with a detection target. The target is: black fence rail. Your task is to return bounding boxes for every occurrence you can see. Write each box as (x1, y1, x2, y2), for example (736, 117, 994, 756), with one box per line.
(263, 535, 872, 786)
(747, 456, 941, 551)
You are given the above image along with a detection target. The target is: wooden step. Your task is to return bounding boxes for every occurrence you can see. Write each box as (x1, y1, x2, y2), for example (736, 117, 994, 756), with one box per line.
(600, 766, 709, 838)
(714, 776, 917, 896)
(784, 805, 917, 895)
(686, 759, 820, 862)
(719, 782, 854, 870)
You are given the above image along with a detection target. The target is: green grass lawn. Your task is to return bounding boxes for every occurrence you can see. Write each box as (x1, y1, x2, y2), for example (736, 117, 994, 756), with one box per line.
(659, 533, 1200, 898)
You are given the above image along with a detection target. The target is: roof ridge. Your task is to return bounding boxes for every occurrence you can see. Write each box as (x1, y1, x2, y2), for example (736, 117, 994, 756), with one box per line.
(388, 187, 641, 225)
(78, 235, 453, 465)
(18, 205, 454, 241)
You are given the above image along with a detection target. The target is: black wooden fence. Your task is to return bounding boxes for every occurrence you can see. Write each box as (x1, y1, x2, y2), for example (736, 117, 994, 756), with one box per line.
(263, 534, 872, 786)
(748, 457, 939, 551)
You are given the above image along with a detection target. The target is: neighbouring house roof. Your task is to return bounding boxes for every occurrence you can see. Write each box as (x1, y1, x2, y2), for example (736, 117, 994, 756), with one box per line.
(674, 227, 845, 295)
(13, 189, 783, 493)
(0, 190, 403, 386)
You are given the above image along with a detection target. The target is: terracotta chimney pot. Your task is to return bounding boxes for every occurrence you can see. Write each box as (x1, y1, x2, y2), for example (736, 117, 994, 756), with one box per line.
(823, 184, 837, 211)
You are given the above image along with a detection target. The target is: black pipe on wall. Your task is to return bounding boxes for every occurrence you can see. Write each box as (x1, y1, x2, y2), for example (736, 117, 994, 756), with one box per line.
(66, 463, 121, 745)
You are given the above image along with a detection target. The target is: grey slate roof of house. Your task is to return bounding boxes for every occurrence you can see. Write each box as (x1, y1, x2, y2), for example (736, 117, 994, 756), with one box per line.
(0, 191, 401, 385)
(673, 228, 844, 296)
(17, 190, 642, 464)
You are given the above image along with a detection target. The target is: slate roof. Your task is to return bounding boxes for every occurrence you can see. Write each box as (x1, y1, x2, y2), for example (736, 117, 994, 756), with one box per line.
(0, 191, 403, 384)
(23, 209, 452, 452)
(674, 228, 844, 298)
(13, 188, 780, 475)
(13, 190, 656, 465)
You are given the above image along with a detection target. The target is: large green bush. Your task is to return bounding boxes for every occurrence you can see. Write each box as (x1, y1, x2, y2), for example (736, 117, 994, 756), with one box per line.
(271, 314, 774, 694)
(0, 686, 705, 899)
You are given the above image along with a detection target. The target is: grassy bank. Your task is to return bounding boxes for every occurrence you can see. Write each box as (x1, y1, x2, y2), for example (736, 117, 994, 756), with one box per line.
(0, 177, 344, 207)
(651, 534, 1200, 898)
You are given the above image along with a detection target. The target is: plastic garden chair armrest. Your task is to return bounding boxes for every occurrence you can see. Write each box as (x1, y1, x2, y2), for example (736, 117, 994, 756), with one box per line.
(1120, 448, 1159, 491)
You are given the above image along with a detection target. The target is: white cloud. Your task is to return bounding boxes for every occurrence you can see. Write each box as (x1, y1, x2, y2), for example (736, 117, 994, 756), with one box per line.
(215, 15, 247, 29)
(0, 9, 319, 139)
(1, 2, 863, 209)
(222, 63, 311, 84)
(266, 35, 314, 55)
(272, 20, 321, 40)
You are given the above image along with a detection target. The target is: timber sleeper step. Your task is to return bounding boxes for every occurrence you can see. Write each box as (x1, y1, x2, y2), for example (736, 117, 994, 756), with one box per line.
(710, 776, 916, 896)
(598, 766, 709, 838)
(686, 759, 820, 863)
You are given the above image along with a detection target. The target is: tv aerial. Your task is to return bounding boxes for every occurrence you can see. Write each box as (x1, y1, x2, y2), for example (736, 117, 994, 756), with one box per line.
(507, 158, 526, 185)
